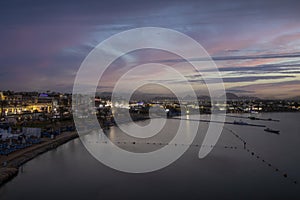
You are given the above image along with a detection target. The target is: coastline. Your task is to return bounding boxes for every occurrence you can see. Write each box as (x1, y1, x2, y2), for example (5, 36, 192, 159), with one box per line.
(0, 116, 149, 187)
(0, 131, 78, 187)
(1, 111, 298, 187)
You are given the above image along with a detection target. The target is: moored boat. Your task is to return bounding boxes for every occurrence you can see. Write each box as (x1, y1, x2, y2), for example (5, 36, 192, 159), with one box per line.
(233, 120, 249, 125)
(264, 128, 280, 134)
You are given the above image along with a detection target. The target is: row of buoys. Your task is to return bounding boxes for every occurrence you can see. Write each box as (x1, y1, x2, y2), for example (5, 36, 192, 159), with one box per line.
(224, 146, 238, 149)
(92, 140, 240, 150)
(226, 128, 299, 185)
(224, 127, 247, 147)
(245, 147, 298, 185)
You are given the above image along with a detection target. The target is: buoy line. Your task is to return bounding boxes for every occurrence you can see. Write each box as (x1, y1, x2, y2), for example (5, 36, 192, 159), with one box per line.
(224, 127, 298, 185)
(85, 127, 298, 185)
(88, 140, 240, 150)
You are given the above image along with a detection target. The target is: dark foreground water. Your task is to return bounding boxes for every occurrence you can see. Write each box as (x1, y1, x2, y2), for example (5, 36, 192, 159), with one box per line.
(0, 113, 300, 200)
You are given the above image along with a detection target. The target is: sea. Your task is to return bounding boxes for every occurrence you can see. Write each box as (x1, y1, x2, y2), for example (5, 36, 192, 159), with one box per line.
(0, 112, 300, 200)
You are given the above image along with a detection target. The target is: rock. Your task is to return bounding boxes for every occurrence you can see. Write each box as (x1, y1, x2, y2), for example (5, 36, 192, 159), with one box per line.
(0, 167, 19, 186)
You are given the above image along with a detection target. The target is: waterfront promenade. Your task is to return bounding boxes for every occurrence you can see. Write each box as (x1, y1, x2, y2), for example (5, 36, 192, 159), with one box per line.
(0, 130, 78, 186)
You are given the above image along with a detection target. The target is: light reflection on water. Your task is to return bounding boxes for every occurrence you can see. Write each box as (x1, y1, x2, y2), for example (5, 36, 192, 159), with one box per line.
(0, 113, 300, 200)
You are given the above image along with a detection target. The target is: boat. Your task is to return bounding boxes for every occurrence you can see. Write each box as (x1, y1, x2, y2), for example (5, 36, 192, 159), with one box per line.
(264, 128, 280, 134)
(248, 116, 259, 120)
(233, 120, 249, 125)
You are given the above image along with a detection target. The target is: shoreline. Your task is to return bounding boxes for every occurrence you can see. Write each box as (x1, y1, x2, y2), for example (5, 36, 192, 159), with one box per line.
(1, 111, 298, 187)
(0, 131, 78, 187)
(0, 116, 150, 187)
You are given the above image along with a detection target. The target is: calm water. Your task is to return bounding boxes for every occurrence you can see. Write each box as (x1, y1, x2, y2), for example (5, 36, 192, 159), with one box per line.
(0, 113, 300, 200)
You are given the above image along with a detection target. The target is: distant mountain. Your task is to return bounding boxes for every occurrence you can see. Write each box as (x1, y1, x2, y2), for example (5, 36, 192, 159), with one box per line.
(288, 96, 300, 100)
(96, 91, 177, 101)
(221, 92, 239, 100)
(197, 95, 211, 100)
(220, 92, 259, 100)
(121, 91, 176, 101)
(96, 91, 262, 101)
(238, 95, 260, 100)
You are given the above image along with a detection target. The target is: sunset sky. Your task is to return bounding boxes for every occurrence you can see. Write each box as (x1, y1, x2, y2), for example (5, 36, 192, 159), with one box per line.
(1, 0, 300, 98)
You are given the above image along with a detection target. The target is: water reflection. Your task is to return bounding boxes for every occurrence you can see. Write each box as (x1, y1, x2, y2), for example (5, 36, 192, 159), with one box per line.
(1, 113, 300, 200)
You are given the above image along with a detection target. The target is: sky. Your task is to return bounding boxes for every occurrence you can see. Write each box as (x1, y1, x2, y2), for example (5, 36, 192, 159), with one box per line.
(0, 0, 300, 98)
